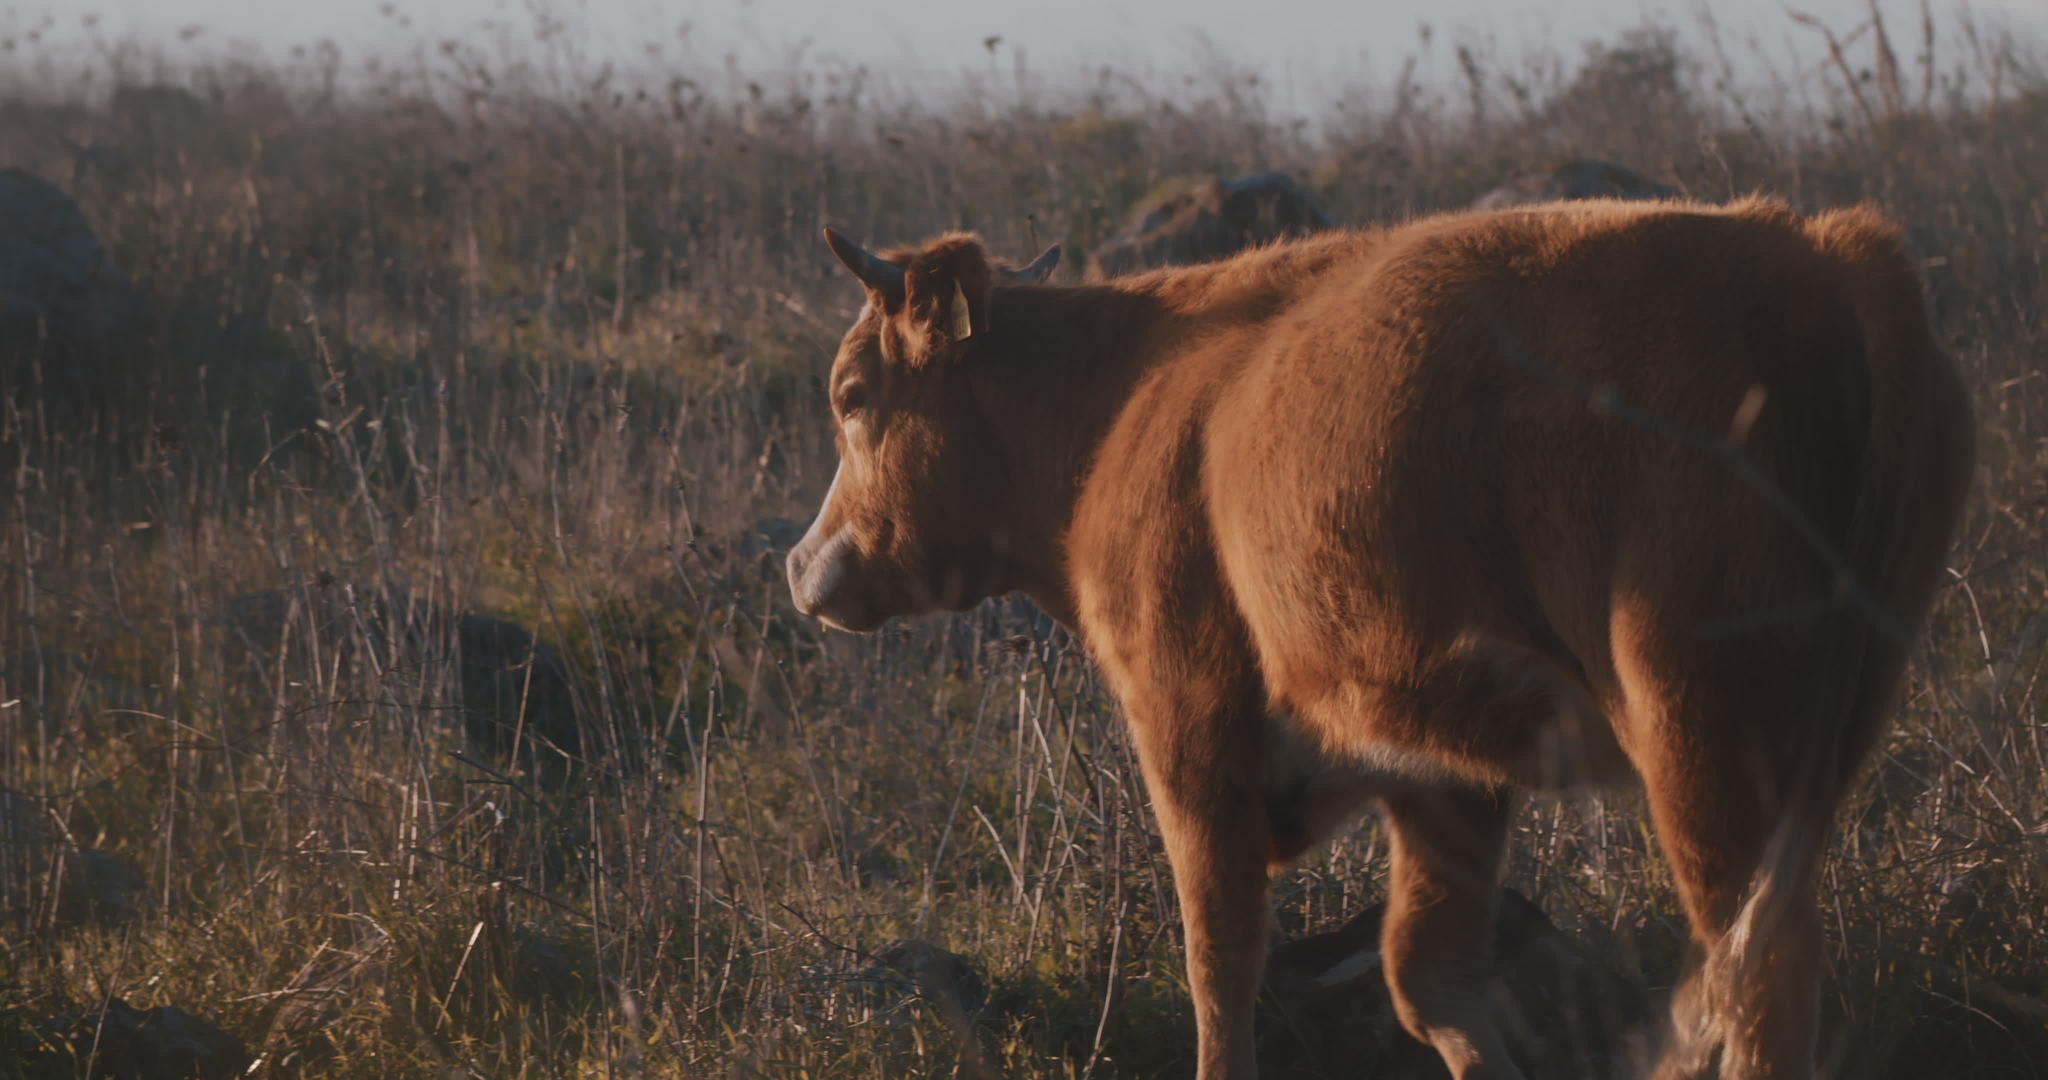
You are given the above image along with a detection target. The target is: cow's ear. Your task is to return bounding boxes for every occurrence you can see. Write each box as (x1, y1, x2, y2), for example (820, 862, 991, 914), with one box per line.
(901, 234, 996, 359)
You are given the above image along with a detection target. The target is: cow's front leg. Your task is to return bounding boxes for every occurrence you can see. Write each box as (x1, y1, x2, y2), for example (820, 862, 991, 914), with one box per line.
(1380, 784, 1525, 1080)
(1122, 673, 1272, 1080)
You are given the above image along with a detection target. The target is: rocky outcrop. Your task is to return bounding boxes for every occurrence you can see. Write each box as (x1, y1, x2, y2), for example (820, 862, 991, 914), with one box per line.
(1471, 159, 1679, 210)
(54, 998, 249, 1080)
(792, 938, 988, 1024)
(0, 641, 149, 717)
(1261, 888, 1648, 1078)
(0, 166, 135, 351)
(58, 848, 149, 926)
(219, 581, 582, 770)
(0, 167, 318, 466)
(0, 786, 149, 928)
(1087, 172, 1334, 279)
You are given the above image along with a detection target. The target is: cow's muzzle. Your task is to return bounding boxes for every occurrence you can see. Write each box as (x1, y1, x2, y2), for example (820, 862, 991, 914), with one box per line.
(786, 527, 884, 633)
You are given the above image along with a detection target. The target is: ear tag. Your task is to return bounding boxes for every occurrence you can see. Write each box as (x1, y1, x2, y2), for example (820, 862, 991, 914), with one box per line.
(948, 280, 975, 340)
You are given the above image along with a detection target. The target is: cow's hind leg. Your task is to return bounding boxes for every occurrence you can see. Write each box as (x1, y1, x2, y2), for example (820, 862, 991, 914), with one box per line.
(1629, 692, 1847, 1080)
(1379, 784, 1527, 1080)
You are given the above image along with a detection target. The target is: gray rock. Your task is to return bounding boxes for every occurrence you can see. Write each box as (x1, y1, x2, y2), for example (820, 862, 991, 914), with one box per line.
(873, 939, 988, 1018)
(107, 84, 220, 159)
(0, 785, 41, 846)
(736, 516, 808, 564)
(218, 581, 582, 769)
(58, 997, 248, 1080)
(1260, 888, 1647, 1078)
(0, 168, 316, 463)
(1471, 159, 1679, 211)
(1088, 172, 1334, 279)
(0, 791, 149, 927)
(793, 938, 988, 1024)
(63, 138, 137, 189)
(0, 786, 46, 918)
(0, 641, 151, 717)
(770, 939, 996, 1077)
(109, 84, 209, 128)
(0, 167, 134, 348)
(57, 848, 149, 926)
(508, 926, 589, 1005)
(452, 611, 581, 763)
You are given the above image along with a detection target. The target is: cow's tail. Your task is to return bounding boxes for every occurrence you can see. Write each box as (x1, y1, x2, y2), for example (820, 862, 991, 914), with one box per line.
(1698, 205, 1976, 1075)
(1801, 203, 1976, 789)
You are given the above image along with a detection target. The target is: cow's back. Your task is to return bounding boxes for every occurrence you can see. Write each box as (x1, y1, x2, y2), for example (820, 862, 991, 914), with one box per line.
(1169, 197, 1954, 786)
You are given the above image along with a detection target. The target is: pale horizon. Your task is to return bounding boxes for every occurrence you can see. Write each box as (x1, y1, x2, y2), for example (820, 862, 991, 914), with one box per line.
(7, 0, 2045, 113)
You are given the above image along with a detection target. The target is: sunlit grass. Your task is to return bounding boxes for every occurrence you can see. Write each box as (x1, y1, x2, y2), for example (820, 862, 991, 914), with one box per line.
(1, 7, 2044, 1078)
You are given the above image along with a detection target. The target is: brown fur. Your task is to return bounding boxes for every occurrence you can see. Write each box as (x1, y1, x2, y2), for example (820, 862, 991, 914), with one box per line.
(788, 198, 1976, 1079)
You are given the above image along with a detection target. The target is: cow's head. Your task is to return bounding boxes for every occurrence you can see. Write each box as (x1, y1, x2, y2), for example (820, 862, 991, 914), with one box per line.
(786, 229, 1060, 632)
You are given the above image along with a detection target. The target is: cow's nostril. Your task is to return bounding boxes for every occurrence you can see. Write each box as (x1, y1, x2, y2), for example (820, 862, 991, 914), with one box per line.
(786, 548, 811, 608)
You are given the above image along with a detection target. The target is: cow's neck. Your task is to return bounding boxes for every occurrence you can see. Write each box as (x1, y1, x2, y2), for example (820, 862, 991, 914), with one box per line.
(976, 282, 1186, 625)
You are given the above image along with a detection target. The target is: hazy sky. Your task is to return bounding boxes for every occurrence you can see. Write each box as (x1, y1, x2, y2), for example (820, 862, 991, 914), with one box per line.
(9, 0, 2044, 104)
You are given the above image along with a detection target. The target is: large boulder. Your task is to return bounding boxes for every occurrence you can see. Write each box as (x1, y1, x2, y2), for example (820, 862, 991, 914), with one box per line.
(0, 786, 148, 927)
(1260, 888, 1648, 1078)
(0, 640, 150, 718)
(54, 997, 249, 1080)
(109, 84, 209, 132)
(0, 785, 46, 922)
(1472, 159, 1679, 211)
(451, 611, 583, 766)
(218, 581, 582, 771)
(0, 168, 318, 467)
(1087, 172, 1334, 280)
(0, 167, 135, 352)
(57, 848, 150, 926)
(791, 938, 988, 1027)
(733, 515, 809, 568)
(749, 939, 994, 1077)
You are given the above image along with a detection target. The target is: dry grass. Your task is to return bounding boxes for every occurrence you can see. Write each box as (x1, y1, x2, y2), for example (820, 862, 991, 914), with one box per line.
(1, 10, 2044, 1079)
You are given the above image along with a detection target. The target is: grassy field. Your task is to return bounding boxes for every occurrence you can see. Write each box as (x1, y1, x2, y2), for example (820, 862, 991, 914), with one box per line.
(2, 10, 2045, 1078)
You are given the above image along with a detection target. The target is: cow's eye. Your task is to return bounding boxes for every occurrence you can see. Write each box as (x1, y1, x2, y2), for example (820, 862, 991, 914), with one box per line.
(836, 382, 870, 417)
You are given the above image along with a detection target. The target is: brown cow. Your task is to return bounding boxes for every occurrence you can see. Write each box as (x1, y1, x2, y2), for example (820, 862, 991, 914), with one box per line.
(786, 197, 1974, 1080)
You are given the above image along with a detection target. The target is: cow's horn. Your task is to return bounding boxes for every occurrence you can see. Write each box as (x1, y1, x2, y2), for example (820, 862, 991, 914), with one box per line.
(823, 227, 905, 295)
(1015, 244, 1062, 283)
